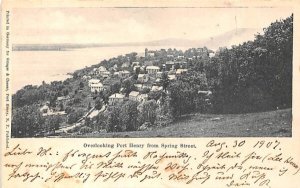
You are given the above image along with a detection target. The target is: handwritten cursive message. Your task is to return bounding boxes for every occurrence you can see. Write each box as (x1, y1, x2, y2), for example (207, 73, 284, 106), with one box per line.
(3, 140, 300, 187)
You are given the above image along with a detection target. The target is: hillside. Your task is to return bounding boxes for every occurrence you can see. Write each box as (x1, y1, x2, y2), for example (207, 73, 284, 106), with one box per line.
(72, 108, 292, 138)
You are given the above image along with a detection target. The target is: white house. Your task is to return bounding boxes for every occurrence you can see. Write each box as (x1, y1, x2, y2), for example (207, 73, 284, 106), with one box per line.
(132, 62, 140, 67)
(129, 91, 140, 101)
(209, 52, 215, 58)
(109, 93, 125, 105)
(156, 71, 163, 78)
(133, 65, 141, 72)
(56, 96, 70, 106)
(176, 69, 188, 75)
(119, 70, 130, 79)
(90, 82, 104, 93)
(88, 79, 101, 87)
(137, 74, 149, 83)
(151, 86, 163, 92)
(121, 62, 130, 68)
(166, 61, 175, 70)
(102, 71, 110, 78)
(137, 94, 148, 103)
(168, 75, 176, 81)
(146, 66, 160, 74)
(97, 66, 107, 73)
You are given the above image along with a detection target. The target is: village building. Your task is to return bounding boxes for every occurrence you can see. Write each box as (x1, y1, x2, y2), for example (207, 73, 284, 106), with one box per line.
(134, 84, 151, 91)
(198, 90, 212, 96)
(176, 69, 188, 75)
(121, 62, 130, 68)
(168, 75, 176, 81)
(113, 72, 120, 77)
(177, 55, 184, 60)
(151, 85, 163, 92)
(137, 74, 149, 83)
(109, 93, 125, 105)
(137, 94, 148, 103)
(156, 71, 163, 78)
(133, 65, 141, 72)
(166, 61, 175, 71)
(97, 66, 107, 74)
(146, 66, 160, 74)
(88, 79, 101, 87)
(209, 52, 215, 58)
(56, 96, 70, 106)
(82, 75, 91, 80)
(40, 104, 51, 114)
(132, 61, 140, 67)
(90, 82, 104, 93)
(101, 71, 110, 78)
(147, 52, 155, 57)
(129, 91, 140, 101)
(119, 70, 130, 79)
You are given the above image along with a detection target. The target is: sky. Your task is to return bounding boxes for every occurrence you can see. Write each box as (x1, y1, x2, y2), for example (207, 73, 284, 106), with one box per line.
(12, 7, 293, 44)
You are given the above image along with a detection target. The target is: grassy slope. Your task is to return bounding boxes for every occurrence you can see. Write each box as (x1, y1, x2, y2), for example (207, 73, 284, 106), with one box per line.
(74, 108, 292, 138)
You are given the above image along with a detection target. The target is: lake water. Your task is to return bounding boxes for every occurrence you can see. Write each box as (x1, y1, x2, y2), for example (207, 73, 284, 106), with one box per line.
(12, 46, 189, 93)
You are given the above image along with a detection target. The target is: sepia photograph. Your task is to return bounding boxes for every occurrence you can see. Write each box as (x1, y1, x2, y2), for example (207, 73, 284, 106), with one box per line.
(11, 7, 293, 138)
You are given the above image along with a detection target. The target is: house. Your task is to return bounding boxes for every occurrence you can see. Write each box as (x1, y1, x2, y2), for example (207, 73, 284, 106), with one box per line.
(109, 93, 125, 105)
(97, 66, 107, 74)
(156, 71, 163, 78)
(198, 90, 212, 96)
(151, 86, 163, 92)
(119, 70, 130, 79)
(102, 71, 110, 78)
(134, 84, 151, 91)
(133, 65, 141, 72)
(88, 79, 101, 87)
(82, 75, 91, 80)
(121, 62, 130, 68)
(129, 91, 140, 101)
(114, 72, 120, 77)
(56, 96, 70, 103)
(146, 66, 160, 74)
(166, 61, 175, 71)
(147, 52, 155, 57)
(176, 69, 188, 75)
(137, 74, 149, 83)
(168, 75, 176, 81)
(90, 82, 104, 93)
(137, 94, 148, 102)
(177, 55, 184, 60)
(209, 52, 215, 58)
(56, 95, 71, 107)
(132, 62, 140, 67)
(40, 104, 51, 114)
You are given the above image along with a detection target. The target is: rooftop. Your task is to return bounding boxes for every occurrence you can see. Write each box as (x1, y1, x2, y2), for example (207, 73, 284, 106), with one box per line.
(129, 91, 140, 97)
(109, 93, 125, 99)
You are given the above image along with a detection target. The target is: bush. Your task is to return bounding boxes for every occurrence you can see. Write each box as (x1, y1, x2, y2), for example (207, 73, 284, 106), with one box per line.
(80, 126, 93, 134)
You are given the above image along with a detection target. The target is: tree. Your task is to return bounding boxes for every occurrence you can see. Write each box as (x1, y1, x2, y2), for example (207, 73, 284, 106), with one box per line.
(45, 115, 62, 133)
(122, 79, 135, 96)
(11, 105, 45, 137)
(138, 100, 158, 125)
(67, 109, 85, 124)
(121, 100, 139, 131)
(106, 106, 122, 132)
(161, 72, 170, 91)
(95, 98, 103, 110)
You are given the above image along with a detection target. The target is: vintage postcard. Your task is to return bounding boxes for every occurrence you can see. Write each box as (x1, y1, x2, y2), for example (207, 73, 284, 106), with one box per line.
(1, 0, 300, 187)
